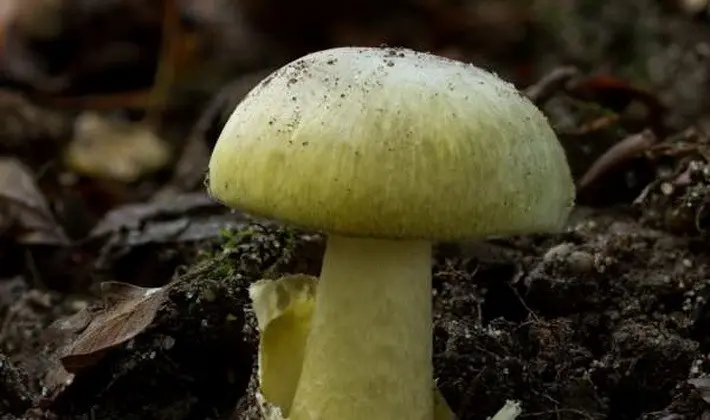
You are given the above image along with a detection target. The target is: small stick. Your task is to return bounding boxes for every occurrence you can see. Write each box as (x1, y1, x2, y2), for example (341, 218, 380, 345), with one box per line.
(524, 67, 580, 105)
(577, 129, 657, 191)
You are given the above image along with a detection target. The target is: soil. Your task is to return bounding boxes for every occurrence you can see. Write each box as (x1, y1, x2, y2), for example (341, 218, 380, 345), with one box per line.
(2, 207, 710, 420)
(3, 1, 710, 419)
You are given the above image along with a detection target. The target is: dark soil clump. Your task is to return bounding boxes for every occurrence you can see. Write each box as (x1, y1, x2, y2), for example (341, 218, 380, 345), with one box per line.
(431, 209, 710, 419)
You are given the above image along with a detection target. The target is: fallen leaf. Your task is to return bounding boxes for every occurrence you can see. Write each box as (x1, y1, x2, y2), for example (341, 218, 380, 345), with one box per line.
(64, 112, 171, 183)
(48, 304, 94, 337)
(87, 192, 251, 255)
(42, 290, 121, 404)
(89, 192, 216, 238)
(248, 274, 456, 419)
(59, 281, 167, 373)
(0, 157, 69, 245)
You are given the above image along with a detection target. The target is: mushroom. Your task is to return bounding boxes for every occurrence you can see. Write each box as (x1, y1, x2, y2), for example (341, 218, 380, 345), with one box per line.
(207, 46, 575, 420)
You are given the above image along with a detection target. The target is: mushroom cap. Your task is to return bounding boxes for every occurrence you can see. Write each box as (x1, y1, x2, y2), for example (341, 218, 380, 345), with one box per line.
(208, 47, 575, 241)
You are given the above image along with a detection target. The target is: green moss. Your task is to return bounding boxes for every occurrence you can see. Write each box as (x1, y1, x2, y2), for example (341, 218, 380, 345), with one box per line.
(191, 220, 320, 285)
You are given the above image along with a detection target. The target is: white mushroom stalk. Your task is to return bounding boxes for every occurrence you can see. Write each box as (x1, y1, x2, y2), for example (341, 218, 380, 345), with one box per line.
(289, 236, 433, 419)
(207, 46, 575, 419)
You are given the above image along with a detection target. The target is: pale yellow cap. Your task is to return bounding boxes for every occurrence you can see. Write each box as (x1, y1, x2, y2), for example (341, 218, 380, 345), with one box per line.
(208, 47, 575, 241)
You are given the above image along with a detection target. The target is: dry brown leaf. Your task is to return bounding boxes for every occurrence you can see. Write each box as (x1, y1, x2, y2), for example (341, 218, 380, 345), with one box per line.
(59, 281, 167, 373)
(89, 192, 216, 239)
(0, 157, 69, 245)
(64, 112, 171, 183)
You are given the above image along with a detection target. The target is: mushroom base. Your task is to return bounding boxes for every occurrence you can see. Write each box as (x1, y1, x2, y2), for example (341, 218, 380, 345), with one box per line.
(289, 235, 433, 420)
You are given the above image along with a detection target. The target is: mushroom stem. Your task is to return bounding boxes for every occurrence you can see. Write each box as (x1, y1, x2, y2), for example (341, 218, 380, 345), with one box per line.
(289, 235, 433, 420)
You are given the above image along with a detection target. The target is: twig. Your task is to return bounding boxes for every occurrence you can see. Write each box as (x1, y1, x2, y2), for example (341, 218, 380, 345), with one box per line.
(577, 129, 658, 191)
(144, 0, 183, 128)
(524, 67, 580, 105)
